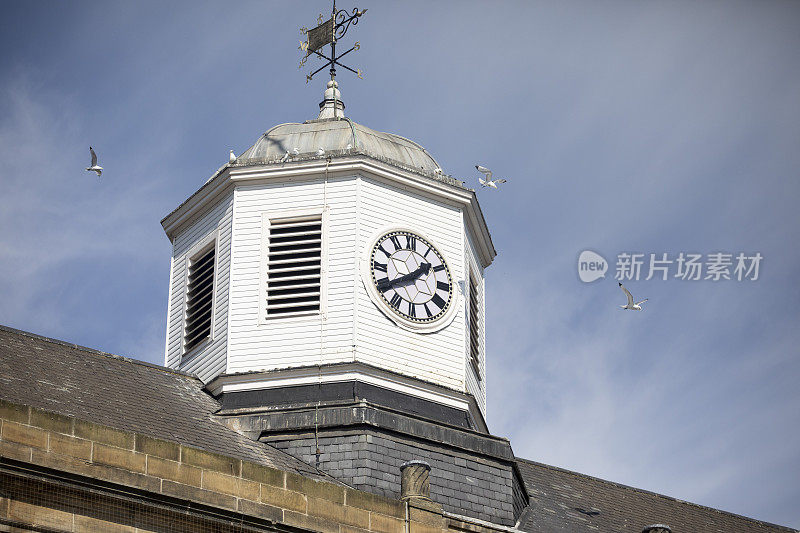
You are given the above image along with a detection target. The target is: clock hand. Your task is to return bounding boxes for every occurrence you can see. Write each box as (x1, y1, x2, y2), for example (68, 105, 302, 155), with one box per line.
(377, 262, 431, 291)
(377, 265, 425, 291)
(400, 262, 432, 284)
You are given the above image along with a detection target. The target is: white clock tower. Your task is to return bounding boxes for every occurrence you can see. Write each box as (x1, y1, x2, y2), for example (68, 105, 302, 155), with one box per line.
(168, 4, 527, 522)
(159, 13, 528, 521)
(162, 81, 495, 430)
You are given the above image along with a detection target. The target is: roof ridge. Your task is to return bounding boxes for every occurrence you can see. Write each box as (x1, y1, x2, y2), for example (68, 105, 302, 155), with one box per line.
(514, 457, 797, 531)
(0, 323, 198, 381)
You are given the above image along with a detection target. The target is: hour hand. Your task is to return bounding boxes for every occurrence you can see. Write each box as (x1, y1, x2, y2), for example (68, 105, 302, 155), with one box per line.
(377, 262, 431, 291)
(411, 262, 432, 280)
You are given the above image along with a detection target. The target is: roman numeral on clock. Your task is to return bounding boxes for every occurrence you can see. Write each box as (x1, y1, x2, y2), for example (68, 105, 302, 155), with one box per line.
(389, 293, 403, 308)
(431, 294, 446, 310)
(369, 230, 452, 325)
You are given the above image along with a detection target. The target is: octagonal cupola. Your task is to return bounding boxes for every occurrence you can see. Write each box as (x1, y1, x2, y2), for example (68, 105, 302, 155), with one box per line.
(161, 81, 495, 430)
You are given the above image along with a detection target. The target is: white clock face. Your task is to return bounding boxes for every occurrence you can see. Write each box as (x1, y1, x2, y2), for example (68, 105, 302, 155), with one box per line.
(369, 230, 453, 323)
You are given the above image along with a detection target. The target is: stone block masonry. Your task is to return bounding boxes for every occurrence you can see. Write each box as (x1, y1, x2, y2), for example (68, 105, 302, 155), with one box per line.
(0, 399, 512, 533)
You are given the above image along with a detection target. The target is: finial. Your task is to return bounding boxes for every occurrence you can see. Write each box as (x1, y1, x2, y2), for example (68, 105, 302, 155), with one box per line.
(317, 80, 345, 120)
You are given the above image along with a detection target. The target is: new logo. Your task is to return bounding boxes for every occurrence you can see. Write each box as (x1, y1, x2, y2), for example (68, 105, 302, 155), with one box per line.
(578, 250, 608, 283)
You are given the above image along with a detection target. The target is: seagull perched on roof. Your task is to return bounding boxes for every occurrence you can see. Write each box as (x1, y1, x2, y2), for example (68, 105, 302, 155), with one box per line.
(292, 147, 300, 155)
(619, 282, 648, 311)
(229, 150, 236, 163)
(85, 147, 103, 177)
(280, 151, 290, 163)
(316, 147, 325, 156)
(475, 165, 507, 189)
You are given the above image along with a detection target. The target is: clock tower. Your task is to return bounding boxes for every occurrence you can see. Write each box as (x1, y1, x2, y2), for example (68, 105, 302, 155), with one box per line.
(161, 13, 526, 524)
(162, 80, 495, 430)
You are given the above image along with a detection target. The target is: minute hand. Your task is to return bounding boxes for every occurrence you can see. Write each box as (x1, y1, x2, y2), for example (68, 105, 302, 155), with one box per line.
(377, 262, 431, 291)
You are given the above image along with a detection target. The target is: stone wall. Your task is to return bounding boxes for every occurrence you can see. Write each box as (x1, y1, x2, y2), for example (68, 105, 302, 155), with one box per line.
(0, 399, 510, 533)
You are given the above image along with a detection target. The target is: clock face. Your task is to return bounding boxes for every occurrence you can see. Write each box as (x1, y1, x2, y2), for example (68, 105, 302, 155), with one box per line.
(369, 230, 453, 323)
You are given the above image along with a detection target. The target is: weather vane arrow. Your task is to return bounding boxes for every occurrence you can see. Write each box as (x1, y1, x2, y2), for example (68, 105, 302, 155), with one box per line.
(298, 1, 367, 85)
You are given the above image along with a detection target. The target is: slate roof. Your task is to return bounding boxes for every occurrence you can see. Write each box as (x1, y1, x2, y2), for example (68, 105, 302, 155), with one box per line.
(0, 324, 331, 482)
(515, 458, 796, 533)
(1, 323, 796, 531)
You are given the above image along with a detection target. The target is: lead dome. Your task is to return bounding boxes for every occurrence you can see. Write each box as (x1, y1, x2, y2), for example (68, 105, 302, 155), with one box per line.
(235, 81, 445, 176)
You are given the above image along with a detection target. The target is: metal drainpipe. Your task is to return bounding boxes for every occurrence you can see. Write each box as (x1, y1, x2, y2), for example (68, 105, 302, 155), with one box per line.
(341, 116, 359, 150)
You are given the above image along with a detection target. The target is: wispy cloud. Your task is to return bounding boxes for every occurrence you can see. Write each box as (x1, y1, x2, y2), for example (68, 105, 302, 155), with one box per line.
(0, 72, 171, 353)
(1, 1, 798, 528)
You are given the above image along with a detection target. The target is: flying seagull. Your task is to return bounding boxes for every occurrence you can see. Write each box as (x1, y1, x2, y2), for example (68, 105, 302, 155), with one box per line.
(229, 150, 236, 163)
(618, 282, 648, 311)
(475, 165, 507, 189)
(86, 147, 103, 177)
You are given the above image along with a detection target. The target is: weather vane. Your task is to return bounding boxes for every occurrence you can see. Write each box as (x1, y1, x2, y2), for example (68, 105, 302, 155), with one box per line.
(298, 1, 367, 85)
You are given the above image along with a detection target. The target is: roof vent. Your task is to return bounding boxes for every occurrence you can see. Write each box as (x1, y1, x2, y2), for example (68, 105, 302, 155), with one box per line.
(468, 273, 481, 381)
(642, 525, 672, 533)
(184, 245, 215, 352)
(265, 215, 322, 316)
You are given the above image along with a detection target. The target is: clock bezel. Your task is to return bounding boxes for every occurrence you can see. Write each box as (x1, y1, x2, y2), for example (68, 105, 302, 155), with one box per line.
(360, 226, 460, 333)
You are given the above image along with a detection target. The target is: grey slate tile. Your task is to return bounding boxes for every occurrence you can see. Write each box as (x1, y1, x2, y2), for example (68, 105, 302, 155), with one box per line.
(514, 458, 795, 533)
(0, 325, 332, 483)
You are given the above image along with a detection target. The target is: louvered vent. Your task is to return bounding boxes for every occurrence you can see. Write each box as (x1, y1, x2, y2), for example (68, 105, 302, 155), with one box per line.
(266, 215, 322, 316)
(469, 274, 481, 381)
(184, 245, 215, 352)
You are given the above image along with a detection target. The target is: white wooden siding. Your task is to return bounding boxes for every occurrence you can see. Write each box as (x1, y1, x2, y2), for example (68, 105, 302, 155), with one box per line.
(464, 226, 486, 414)
(227, 176, 358, 373)
(226, 172, 469, 394)
(165, 190, 234, 383)
(166, 166, 480, 416)
(354, 177, 466, 392)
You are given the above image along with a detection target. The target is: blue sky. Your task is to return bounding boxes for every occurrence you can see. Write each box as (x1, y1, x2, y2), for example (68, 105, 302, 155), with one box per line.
(1, 1, 798, 528)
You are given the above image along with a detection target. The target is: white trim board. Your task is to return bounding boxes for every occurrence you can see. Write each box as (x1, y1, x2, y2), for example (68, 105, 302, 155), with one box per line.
(207, 362, 474, 412)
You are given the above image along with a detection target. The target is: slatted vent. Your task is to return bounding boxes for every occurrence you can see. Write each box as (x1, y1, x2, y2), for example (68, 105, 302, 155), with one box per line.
(469, 274, 481, 381)
(184, 245, 215, 352)
(266, 215, 322, 316)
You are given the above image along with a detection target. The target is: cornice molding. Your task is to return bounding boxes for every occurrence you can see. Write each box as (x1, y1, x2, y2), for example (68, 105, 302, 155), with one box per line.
(161, 155, 496, 267)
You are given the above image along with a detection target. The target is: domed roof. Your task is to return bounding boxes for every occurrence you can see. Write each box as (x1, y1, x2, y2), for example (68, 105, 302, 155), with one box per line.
(236, 81, 443, 175)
